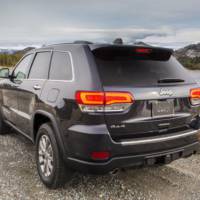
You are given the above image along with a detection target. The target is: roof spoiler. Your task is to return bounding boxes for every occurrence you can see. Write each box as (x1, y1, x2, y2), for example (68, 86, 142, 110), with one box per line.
(92, 46, 174, 61)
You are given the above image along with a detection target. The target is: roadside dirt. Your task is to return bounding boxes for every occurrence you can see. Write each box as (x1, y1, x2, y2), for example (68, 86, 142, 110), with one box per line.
(1, 132, 200, 200)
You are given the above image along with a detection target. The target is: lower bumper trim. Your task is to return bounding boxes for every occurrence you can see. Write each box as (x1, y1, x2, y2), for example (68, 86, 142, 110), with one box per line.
(65, 142, 200, 174)
(116, 129, 199, 146)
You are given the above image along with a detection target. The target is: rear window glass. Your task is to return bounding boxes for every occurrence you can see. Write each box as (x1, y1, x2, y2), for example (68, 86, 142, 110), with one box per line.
(93, 49, 193, 87)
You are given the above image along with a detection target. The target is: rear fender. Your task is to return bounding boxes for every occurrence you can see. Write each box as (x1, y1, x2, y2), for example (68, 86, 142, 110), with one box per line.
(31, 110, 66, 155)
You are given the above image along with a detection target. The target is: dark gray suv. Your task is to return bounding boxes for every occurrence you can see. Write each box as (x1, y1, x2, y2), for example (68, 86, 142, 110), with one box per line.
(0, 42, 199, 188)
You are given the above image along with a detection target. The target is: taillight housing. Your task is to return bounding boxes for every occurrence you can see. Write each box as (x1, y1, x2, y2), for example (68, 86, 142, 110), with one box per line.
(190, 88, 200, 106)
(75, 91, 134, 113)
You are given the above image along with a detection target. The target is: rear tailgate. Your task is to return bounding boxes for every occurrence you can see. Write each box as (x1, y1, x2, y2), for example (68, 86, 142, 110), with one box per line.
(92, 46, 199, 141)
(102, 85, 198, 140)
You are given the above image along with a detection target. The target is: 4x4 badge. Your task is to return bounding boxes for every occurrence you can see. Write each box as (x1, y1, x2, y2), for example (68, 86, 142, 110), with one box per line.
(159, 88, 173, 96)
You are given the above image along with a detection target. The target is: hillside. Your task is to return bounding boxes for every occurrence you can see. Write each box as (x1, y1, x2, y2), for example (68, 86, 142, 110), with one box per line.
(174, 43, 200, 70)
(0, 47, 34, 67)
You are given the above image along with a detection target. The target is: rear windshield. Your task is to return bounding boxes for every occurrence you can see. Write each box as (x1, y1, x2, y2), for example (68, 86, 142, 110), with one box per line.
(93, 49, 193, 87)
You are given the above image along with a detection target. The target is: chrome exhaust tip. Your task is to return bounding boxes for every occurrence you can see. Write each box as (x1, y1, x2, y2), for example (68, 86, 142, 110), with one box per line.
(109, 168, 120, 175)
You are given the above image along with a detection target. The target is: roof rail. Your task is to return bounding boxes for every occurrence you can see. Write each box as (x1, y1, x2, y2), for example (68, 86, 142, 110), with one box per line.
(134, 42, 152, 47)
(73, 40, 93, 44)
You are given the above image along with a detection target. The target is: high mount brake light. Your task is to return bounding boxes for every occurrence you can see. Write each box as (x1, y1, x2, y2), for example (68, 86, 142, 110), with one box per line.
(75, 91, 134, 112)
(135, 48, 152, 54)
(190, 88, 200, 106)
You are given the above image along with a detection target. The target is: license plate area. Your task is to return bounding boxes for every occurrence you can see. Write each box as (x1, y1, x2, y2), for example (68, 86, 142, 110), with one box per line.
(152, 99, 174, 117)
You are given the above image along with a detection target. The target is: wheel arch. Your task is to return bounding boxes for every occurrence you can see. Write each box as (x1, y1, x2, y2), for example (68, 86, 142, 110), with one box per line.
(31, 110, 66, 155)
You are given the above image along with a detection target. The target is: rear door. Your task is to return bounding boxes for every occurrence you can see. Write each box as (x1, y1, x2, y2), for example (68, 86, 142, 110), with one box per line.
(16, 51, 52, 135)
(93, 46, 197, 140)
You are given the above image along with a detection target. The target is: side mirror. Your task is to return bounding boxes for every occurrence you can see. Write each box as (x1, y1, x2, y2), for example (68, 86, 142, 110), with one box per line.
(0, 68, 10, 78)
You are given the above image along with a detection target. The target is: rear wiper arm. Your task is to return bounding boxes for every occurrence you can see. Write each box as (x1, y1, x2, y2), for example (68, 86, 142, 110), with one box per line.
(158, 78, 185, 83)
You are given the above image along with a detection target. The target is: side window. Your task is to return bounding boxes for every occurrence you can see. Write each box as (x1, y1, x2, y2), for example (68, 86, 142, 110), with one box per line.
(29, 52, 51, 79)
(14, 54, 33, 80)
(49, 51, 73, 80)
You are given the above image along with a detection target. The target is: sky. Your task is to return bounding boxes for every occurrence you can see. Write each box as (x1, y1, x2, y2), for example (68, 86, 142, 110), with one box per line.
(0, 0, 200, 49)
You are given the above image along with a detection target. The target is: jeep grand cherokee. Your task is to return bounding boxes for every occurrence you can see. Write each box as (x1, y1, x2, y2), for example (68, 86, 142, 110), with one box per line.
(0, 42, 199, 188)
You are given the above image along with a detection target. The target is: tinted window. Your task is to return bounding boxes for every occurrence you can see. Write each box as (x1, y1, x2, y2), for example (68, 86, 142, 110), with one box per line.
(94, 54, 193, 87)
(49, 51, 73, 80)
(14, 54, 33, 80)
(29, 52, 51, 79)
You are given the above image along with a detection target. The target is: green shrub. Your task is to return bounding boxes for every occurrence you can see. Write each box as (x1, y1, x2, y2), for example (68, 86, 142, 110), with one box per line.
(0, 53, 23, 67)
(178, 56, 200, 70)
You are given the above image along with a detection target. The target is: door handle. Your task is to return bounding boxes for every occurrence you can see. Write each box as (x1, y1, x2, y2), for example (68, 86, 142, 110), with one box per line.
(33, 85, 41, 90)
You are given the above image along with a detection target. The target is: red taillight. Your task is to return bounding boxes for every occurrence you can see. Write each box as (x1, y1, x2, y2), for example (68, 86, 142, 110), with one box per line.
(190, 88, 200, 105)
(105, 92, 133, 105)
(75, 91, 134, 112)
(75, 91, 104, 105)
(135, 48, 152, 54)
(91, 151, 110, 160)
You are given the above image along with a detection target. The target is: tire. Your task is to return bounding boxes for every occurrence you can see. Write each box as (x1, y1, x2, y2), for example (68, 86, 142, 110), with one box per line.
(0, 113, 10, 135)
(36, 123, 73, 189)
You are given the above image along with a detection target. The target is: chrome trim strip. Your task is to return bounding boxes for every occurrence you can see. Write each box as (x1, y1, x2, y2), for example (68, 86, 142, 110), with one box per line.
(12, 50, 75, 82)
(23, 79, 46, 81)
(10, 108, 32, 120)
(118, 130, 199, 146)
(4, 120, 33, 142)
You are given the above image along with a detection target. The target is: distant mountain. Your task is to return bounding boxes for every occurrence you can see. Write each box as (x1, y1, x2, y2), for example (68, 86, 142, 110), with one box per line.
(0, 47, 35, 55)
(175, 43, 200, 58)
(0, 49, 17, 54)
(174, 43, 200, 70)
(15, 47, 35, 55)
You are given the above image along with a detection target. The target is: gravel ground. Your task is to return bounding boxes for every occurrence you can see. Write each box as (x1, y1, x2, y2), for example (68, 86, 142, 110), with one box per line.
(1, 132, 200, 200)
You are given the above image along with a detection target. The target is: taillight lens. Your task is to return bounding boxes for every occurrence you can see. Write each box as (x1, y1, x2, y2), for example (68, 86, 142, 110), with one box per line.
(75, 91, 134, 112)
(190, 88, 200, 105)
(76, 91, 104, 105)
(105, 92, 133, 105)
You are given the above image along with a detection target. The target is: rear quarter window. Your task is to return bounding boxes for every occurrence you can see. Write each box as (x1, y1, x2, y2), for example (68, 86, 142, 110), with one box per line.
(49, 51, 73, 81)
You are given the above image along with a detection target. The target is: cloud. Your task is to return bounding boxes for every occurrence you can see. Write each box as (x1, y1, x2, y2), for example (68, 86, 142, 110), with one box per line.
(0, 26, 170, 43)
(140, 28, 200, 49)
(0, 26, 200, 50)
(0, 0, 200, 49)
(44, 26, 173, 42)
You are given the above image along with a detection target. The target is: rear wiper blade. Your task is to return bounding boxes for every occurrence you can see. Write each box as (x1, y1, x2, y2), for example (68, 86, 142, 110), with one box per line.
(158, 78, 185, 83)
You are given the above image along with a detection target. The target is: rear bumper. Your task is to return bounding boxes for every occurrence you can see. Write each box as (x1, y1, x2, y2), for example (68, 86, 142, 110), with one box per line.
(63, 125, 200, 173)
(65, 142, 199, 174)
